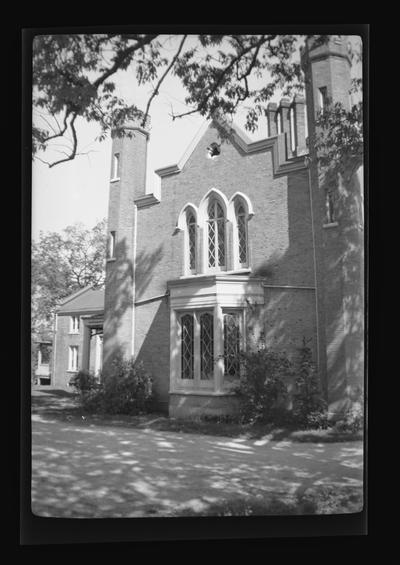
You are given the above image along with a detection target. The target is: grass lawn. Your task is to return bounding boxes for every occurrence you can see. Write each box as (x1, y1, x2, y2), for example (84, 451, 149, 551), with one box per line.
(32, 388, 363, 443)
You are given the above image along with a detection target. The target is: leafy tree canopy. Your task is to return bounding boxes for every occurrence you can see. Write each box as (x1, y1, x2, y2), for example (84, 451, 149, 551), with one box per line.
(31, 218, 107, 334)
(32, 34, 308, 166)
(32, 33, 363, 181)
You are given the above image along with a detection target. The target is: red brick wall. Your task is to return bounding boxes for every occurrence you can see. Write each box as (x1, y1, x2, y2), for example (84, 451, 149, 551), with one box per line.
(132, 124, 317, 408)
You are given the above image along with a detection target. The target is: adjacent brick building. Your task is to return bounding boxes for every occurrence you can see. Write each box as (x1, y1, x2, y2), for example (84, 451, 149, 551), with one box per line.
(52, 286, 104, 390)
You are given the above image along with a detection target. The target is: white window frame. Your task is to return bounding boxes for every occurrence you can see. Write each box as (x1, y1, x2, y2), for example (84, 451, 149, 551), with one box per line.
(318, 86, 328, 111)
(111, 152, 120, 181)
(173, 307, 244, 393)
(68, 345, 79, 372)
(185, 209, 197, 275)
(222, 308, 245, 389)
(109, 231, 116, 259)
(177, 309, 215, 390)
(69, 316, 80, 334)
(206, 198, 227, 272)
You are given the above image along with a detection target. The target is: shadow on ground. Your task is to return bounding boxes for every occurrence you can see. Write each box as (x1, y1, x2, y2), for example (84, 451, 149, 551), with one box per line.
(31, 390, 364, 519)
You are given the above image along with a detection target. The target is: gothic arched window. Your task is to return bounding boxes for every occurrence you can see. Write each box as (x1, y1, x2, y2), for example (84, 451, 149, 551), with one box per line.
(207, 199, 226, 269)
(187, 211, 196, 273)
(235, 202, 248, 266)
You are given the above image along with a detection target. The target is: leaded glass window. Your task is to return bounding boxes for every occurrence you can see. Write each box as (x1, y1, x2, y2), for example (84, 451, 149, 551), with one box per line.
(181, 314, 194, 379)
(224, 312, 241, 379)
(208, 199, 225, 268)
(200, 312, 214, 380)
(236, 203, 247, 265)
(187, 212, 196, 271)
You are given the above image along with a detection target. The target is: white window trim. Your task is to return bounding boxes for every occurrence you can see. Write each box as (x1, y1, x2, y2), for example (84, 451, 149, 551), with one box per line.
(110, 152, 120, 182)
(178, 190, 254, 276)
(69, 316, 80, 334)
(228, 193, 254, 271)
(108, 231, 116, 259)
(68, 345, 79, 372)
(169, 274, 265, 395)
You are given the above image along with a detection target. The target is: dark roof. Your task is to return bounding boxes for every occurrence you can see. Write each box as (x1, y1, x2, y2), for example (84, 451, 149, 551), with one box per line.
(58, 287, 104, 314)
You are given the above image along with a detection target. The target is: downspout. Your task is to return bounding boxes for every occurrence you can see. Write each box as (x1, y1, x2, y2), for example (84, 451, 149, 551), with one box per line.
(305, 155, 321, 379)
(51, 311, 58, 386)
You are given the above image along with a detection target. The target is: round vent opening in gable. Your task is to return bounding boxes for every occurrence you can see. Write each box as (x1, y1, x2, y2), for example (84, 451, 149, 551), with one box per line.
(206, 142, 221, 159)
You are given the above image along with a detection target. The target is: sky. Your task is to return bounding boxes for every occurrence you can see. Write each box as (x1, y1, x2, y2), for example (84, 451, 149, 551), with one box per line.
(31, 35, 362, 241)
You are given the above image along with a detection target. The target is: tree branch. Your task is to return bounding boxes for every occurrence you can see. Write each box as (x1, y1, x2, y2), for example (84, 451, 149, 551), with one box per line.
(142, 34, 187, 127)
(93, 34, 158, 89)
(171, 35, 269, 121)
(48, 113, 78, 168)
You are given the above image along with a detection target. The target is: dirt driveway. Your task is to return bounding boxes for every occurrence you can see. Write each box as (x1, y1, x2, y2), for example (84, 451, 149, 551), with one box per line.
(31, 390, 363, 518)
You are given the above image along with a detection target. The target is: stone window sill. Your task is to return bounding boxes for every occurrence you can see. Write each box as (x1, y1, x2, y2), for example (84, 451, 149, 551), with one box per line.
(323, 222, 339, 229)
(106, 257, 116, 263)
(169, 389, 237, 397)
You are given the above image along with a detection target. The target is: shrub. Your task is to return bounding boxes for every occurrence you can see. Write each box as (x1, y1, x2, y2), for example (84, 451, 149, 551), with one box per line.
(334, 385, 364, 433)
(100, 358, 154, 415)
(235, 347, 293, 425)
(69, 369, 99, 394)
(72, 358, 154, 415)
(292, 339, 328, 429)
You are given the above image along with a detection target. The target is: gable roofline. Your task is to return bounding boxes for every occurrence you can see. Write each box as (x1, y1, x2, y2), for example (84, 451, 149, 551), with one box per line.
(154, 115, 308, 180)
(58, 285, 94, 307)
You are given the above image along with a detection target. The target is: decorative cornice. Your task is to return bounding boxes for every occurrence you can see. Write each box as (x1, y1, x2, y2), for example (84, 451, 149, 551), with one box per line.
(134, 193, 160, 209)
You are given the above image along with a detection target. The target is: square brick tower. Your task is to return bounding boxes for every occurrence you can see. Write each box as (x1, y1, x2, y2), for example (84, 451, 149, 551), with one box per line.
(102, 117, 151, 375)
(301, 36, 364, 417)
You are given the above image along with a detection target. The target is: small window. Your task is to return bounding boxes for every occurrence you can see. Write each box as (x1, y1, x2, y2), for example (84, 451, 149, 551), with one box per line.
(277, 110, 283, 134)
(68, 345, 79, 372)
(223, 311, 242, 381)
(236, 202, 248, 266)
(187, 212, 196, 273)
(112, 153, 120, 180)
(318, 87, 329, 111)
(70, 316, 80, 334)
(289, 107, 296, 152)
(109, 231, 116, 259)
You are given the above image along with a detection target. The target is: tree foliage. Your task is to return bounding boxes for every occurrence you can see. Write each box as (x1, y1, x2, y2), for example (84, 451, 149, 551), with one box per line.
(313, 81, 363, 181)
(31, 218, 107, 334)
(32, 32, 363, 198)
(32, 34, 307, 167)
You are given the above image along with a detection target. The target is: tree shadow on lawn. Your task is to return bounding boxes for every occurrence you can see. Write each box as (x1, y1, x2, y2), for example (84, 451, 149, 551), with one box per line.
(31, 415, 364, 519)
(31, 389, 363, 443)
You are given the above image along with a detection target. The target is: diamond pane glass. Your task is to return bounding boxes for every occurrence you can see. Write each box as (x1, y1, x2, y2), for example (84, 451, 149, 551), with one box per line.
(181, 314, 194, 379)
(224, 312, 241, 379)
(237, 205, 247, 264)
(217, 218, 225, 265)
(187, 213, 196, 271)
(200, 312, 214, 380)
(208, 199, 225, 268)
(208, 200, 216, 219)
(208, 221, 216, 267)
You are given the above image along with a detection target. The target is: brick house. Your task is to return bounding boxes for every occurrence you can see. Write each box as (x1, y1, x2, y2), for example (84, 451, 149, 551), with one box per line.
(100, 36, 364, 419)
(52, 286, 104, 389)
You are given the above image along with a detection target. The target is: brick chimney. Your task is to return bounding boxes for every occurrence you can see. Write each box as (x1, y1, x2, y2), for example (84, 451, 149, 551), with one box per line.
(292, 95, 307, 156)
